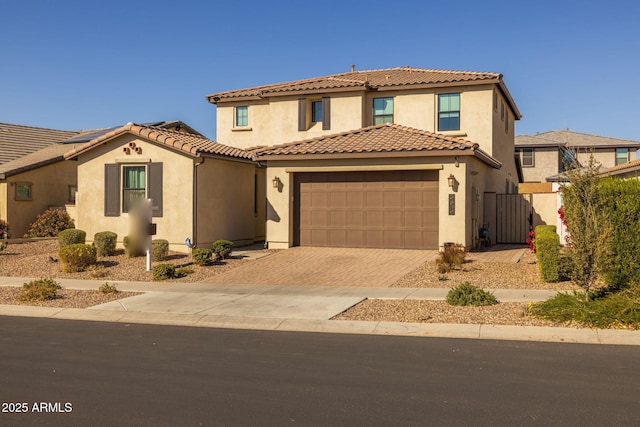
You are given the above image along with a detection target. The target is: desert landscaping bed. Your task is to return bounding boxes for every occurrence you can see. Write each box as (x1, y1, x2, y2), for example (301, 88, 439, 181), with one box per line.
(0, 286, 140, 309)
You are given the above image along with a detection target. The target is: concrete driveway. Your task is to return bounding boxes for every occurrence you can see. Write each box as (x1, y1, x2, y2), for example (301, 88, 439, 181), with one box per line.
(204, 247, 438, 287)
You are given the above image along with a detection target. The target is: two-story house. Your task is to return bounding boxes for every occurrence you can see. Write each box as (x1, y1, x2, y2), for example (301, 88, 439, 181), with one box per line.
(207, 66, 522, 249)
(515, 130, 640, 183)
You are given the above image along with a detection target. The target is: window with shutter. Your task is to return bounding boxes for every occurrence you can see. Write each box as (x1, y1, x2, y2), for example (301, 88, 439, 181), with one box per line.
(148, 162, 163, 217)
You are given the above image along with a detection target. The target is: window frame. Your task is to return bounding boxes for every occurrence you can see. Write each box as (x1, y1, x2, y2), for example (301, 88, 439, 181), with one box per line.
(615, 148, 630, 166)
(311, 100, 323, 123)
(520, 148, 535, 167)
(438, 93, 461, 131)
(235, 106, 248, 127)
(121, 164, 147, 214)
(15, 182, 32, 201)
(373, 97, 394, 125)
(68, 185, 78, 203)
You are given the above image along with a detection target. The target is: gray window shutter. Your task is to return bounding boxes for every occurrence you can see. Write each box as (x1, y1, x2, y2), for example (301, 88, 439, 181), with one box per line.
(104, 164, 120, 217)
(298, 98, 306, 131)
(148, 162, 163, 217)
(322, 97, 331, 130)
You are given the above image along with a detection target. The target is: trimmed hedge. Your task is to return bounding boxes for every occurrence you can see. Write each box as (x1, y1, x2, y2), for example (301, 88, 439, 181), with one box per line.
(213, 240, 233, 260)
(58, 229, 86, 248)
(152, 239, 169, 261)
(59, 243, 97, 273)
(94, 231, 117, 256)
(535, 225, 560, 282)
(192, 248, 213, 266)
(153, 264, 175, 281)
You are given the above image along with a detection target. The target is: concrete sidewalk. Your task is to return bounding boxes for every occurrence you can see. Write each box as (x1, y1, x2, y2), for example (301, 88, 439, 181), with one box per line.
(1, 276, 639, 346)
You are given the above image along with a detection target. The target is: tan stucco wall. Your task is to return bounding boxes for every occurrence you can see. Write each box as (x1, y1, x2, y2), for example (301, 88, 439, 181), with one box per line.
(194, 158, 259, 248)
(263, 156, 502, 250)
(0, 183, 7, 226)
(520, 148, 558, 182)
(75, 134, 194, 252)
(1, 160, 77, 238)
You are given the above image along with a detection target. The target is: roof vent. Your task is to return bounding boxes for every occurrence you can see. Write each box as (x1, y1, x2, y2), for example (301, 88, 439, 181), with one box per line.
(351, 64, 355, 72)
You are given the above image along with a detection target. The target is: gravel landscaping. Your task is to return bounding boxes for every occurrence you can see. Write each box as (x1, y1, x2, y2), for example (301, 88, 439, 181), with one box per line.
(0, 286, 140, 309)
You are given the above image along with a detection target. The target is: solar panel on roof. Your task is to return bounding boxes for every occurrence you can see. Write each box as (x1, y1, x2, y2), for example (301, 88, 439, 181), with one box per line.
(62, 126, 120, 144)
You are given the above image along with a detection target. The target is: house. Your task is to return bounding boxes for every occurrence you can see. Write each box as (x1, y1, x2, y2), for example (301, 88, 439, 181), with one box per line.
(600, 158, 640, 179)
(207, 66, 522, 249)
(63, 123, 265, 253)
(0, 123, 78, 165)
(515, 130, 640, 184)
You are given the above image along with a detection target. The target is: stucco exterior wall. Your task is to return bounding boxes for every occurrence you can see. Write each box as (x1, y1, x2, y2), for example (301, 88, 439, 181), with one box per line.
(520, 148, 559, 182)
(2, 160, 77, 238)
(75, 134, 194, 252)
(194, 158, 258, 248)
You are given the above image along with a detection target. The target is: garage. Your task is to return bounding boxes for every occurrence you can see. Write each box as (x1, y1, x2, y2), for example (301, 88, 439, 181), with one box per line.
(293, 170, 439, 249)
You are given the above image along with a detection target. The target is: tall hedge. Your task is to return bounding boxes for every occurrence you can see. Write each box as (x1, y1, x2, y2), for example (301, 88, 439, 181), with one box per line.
(535, 225, 559, 282)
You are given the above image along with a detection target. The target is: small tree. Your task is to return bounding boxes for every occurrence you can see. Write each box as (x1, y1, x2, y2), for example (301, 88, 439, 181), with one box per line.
(560, 156, 611, 300)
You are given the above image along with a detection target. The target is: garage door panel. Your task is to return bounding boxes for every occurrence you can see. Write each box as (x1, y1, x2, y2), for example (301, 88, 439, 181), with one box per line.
(295, 171, 439, 249)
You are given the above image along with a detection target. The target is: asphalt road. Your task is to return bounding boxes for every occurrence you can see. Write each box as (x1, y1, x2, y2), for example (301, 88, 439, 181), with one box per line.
(1, 316, 639, 426)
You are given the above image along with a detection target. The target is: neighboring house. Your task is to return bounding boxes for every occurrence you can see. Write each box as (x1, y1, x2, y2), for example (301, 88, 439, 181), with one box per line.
(207, 66, 522, 249)
(515, 130, 640, 183)
(600, 158, 640, 179)
(64, 123, 265, 253)
(0, 123, 77, 165)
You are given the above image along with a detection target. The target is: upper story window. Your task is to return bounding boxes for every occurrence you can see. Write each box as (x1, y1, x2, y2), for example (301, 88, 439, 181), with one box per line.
(311, 101, 323, 123)
(122, 165, 146, 213)
(615, 148, 630, 165)
(518, 148, 534, 167)
(373, 97, 394, 124)
(235, 106, 248, 127)
(438, 93, 460, 131)
(15, 183, 32, 200)
(559, 148, 577, 173)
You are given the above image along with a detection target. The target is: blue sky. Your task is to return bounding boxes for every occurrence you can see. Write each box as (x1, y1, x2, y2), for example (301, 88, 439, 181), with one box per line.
(2, 0, 638, 141)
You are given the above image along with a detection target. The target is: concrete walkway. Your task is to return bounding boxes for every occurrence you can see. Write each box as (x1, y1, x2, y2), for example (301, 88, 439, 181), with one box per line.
(1, 276, 639, 346)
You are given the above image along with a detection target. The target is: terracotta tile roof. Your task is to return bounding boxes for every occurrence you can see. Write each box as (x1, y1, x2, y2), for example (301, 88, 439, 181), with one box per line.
(206, 66, 520, 118)
(256, 123, 501, 168)
(0, 123, 78, 165)
(516, 130, 640, 148)
(63, 123, 255, 161)
(600, 158, 640, 176)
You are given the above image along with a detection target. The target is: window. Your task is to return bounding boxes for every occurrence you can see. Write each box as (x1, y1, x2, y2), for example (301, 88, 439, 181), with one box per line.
(438, 93, 460, 131)
(373, 97, 394, 124)
(68, 185, 77, 203)
(616, 148, 629, 165)
(15, 183, 32, 200)
(559, 148, 577, 172)
(520, 148, 534, 167)
(493, 91, 498, 111)
(122, 165, 146, 213)
(311, 101, 322, 123)
(235, 106, 248, 127)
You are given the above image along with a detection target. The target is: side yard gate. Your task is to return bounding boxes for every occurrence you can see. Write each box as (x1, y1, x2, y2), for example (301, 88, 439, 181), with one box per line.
(496, 193, 533, 244)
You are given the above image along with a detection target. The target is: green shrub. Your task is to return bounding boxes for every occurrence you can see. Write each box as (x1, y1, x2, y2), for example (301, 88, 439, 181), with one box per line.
(192, 248, 213, 266)
(446, 282, 498, 306)
(24, 208, 74, 237)
(151, 239, 169, 261)
(98, 282, 119, 294)
(0, 219, 9, 238)
(19, 278, 62, 301)
(530, 286, 640, 329)
(437, 244, 466, 272)
(213, 240, 233, 260)
(123, 235, 146, 257)
(153, 263, 176, 281)
(94, 231, 117, 256)
(175, 267, 195, 278)
(535, 226, 560, 282)
(534, 225, 557, 237)
(58, 228, 86, 248)
(59, 243, 97, 272)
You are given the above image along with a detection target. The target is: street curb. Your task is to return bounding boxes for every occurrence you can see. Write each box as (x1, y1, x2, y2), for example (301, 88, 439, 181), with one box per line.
(2, 304, 639, 346)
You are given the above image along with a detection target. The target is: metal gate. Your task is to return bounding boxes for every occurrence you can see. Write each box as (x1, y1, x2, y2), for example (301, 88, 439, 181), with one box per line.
(496, 193, 532, 244)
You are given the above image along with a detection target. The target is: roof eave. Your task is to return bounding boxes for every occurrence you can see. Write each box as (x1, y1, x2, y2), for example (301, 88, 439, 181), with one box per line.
(497, 80, 522, 119)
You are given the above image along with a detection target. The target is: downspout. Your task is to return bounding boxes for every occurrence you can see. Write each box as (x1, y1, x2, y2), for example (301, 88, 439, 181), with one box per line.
(193, 156, 205, 246)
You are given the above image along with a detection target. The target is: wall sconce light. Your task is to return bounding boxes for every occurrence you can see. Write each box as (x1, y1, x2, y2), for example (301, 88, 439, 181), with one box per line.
(272, 176, 281, 188)
(447, 174, 456, 188)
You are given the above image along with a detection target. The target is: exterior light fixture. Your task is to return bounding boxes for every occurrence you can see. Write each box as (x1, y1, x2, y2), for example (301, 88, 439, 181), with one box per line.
(272, 176, 281, 188)
(447, 174, 456, 188)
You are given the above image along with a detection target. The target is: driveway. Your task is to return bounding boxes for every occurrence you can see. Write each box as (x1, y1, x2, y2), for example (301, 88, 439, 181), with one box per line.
(203, 247, 438, 287)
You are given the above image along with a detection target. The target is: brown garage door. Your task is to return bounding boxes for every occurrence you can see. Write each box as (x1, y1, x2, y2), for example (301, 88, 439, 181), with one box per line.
(293, 170, 439, 249)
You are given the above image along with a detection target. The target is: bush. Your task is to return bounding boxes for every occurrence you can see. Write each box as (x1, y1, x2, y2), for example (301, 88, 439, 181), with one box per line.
(59, 243, 97, 272)
(94, 231, 117, 256)
(535, 225, 560, 282)
(530, 286, 640, 329)
(24, 209, 74, 237)
(153, 263, 176, 281)
(213, 240, 233, 260)
(437, 244, 466, 272)
(58, 229, 86, 248)
(446, 282, 498, 306)
(19, 278, 62, 301)
(123, 235, 146, 257)
(175, 267, 194, 277)
(98, 282, 119, 294)
(192, 248, 213, 266)
(0, 219, 9, 238)
(152, 239, 169, 261)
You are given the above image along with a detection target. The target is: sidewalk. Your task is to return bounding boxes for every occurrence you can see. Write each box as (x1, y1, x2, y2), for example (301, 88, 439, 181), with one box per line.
(1, 276, 639, 346)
